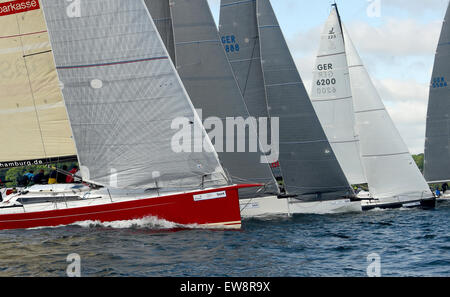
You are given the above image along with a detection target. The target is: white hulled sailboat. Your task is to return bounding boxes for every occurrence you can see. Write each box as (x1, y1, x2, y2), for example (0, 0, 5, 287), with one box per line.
(311, 4, 435, 211)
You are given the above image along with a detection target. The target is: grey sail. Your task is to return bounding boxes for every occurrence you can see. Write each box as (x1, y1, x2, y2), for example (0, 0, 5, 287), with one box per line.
(219, 0, 285, 192)
(219, 0, 353, 199)
(41, 0, 228, 191)
(143, 0, 176, 63)
(146, 0, 279, 197)
(255, 0, 353, 198)
(219, 0, 270, 121)
(424, 3, 450, 183)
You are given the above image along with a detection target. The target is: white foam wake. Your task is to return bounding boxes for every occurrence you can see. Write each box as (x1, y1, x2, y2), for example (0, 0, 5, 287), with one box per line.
(26, 216, 237, 231)
(71, 216, 180, 230)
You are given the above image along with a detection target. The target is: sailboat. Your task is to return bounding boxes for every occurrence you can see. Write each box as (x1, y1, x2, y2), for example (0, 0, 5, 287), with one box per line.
(0, 0, 259, 230)
(312, 4, 435, 211)
(424, 2, 450, 202)
(217, 0, 361, 215)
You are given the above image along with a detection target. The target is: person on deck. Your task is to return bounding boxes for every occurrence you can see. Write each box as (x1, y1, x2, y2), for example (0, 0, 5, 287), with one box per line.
(24, 170, 34, 181)
(33, 170, 46, 185)
(66, 166, 79, 183)
(57, 165, 68, 184)
(48, 169, 58, 184)
(442, 182, 448, 194)
(20, 170, 34, 186)
(435, 188, 441, 198)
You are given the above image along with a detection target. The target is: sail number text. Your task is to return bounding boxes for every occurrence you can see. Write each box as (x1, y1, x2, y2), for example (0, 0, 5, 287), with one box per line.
(316, 63, 337, 94)
(222, 35, 240, 53)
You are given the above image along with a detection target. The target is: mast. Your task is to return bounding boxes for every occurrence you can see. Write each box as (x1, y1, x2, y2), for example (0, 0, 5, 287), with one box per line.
(333, 3, 344, 38)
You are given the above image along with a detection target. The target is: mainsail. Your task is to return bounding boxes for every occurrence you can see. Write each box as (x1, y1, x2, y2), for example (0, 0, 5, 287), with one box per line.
(424, 3, 450, 183)
(256, 0, 353, 198)
(220, 0, 354, 199)
(40, 0, 228, 190)
(310, 5, 367, 185)
(219, 0, 272, 123)
(0, 0, 77, 168)
(344, 27, 433, 200)
(145, 0, 278, 197)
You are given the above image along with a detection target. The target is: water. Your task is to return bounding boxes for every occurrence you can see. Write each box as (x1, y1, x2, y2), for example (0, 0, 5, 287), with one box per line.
(0, 203, 449, 277)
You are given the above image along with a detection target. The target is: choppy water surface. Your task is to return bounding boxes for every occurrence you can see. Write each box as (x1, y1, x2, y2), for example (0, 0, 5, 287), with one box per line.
(0, 203, 449, 277)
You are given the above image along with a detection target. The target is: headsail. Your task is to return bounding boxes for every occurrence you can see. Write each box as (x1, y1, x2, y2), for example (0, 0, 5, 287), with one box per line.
(424, 3, 450, 183)
(310, 5, 367, 185)
(256, 0, 353, 198)
(145, 0, 278, 197)
(344, 26, 433, 200)
(40, 0, 228, 190)
(0, 0, 77, 168)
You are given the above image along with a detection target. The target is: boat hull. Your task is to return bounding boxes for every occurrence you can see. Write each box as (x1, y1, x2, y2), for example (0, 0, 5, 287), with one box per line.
(437, 197, 450, 203)
(0, 185, 257, 231)
(239, 196, 362, 217)
(361, 197, 436, 211)
(288, 198, 362, 214)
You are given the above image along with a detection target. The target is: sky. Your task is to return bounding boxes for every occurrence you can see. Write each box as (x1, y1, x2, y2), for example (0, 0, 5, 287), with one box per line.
(207, 0, 449, 154)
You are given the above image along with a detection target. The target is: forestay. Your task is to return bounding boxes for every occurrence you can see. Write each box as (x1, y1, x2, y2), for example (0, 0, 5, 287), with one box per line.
(41, 0, 228, 190)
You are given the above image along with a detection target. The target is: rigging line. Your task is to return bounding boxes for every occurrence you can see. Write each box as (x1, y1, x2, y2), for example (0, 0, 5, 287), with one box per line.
(240, 35, 259, 99)
(23, 49, 52, 58)
(14, 14, 49, 164)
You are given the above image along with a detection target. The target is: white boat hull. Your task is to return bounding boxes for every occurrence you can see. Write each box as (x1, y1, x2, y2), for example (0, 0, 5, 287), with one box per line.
(288, 198, 362, 214)
(360, 195, 436, 211)
(437, 192, 450, 203)
(239, 196, 362, 217)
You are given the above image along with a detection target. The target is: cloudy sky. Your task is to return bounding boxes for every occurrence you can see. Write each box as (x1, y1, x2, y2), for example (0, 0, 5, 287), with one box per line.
(207, 0, 449, 154)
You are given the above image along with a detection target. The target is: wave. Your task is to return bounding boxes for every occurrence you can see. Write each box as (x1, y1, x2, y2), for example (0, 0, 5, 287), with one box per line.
(71, 216, 179, 230)
(26, 216, 237, 231)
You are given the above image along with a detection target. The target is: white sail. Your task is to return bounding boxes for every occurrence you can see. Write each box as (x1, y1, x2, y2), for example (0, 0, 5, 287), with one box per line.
(40, 0, 228, 190)
(343, 26, 432, 200)
(0, 0, 77, 168)
(310, 6, 366, 185)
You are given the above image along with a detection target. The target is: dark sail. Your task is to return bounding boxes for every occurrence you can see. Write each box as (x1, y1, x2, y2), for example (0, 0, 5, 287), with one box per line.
(424, 3, 450, 183)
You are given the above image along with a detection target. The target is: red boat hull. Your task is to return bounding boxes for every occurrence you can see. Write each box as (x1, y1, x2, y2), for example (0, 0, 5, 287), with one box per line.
(0, 184, 259, 230)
